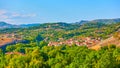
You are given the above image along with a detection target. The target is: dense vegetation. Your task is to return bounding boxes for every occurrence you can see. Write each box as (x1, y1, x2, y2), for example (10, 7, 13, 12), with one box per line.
(1, 43, 120, 68)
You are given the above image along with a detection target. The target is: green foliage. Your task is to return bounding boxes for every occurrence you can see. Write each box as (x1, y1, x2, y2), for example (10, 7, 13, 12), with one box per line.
(0, 43, 120, 68)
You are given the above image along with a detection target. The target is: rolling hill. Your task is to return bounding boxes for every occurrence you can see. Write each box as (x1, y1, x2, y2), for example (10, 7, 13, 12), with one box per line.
(0, 22, 40, 29)
(0, 22, 16, 28)
(1, 18, 120, 29)
(76, 18, 120, 25)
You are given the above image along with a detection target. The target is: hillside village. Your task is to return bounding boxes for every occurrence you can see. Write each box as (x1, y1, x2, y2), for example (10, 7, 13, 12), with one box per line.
(48, 37, 101, 47)
(48, 31, 120, 50)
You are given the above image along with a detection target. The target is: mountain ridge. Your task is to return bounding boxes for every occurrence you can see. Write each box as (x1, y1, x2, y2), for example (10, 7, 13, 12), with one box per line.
(0, 18, 120, 29)
(76, 18, 120, 25)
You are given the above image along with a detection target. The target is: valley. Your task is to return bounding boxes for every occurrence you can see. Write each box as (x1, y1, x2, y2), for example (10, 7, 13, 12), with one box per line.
(0, 18, 120, 50)
(0, 18, 120, 68)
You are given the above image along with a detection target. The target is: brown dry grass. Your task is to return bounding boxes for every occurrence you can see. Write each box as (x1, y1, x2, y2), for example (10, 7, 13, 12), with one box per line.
(0, 38, 15, 46)
(90, 36, 120, 50)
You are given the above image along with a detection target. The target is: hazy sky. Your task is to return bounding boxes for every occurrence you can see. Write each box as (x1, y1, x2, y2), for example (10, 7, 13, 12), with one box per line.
(0, 0, 120, 24)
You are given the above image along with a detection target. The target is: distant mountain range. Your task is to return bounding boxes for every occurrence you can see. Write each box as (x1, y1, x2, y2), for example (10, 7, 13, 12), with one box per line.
(0, 22, 40, 29)
(76, 18, 120, 25)
(0, 22, 17, 29)
(0, 18, 120, 29)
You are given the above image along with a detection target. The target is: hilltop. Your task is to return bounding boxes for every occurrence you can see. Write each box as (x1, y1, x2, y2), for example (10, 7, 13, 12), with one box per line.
(76, 18, 120, 25)
(0, 22, 16, 28)
(0, 22, 40, 29)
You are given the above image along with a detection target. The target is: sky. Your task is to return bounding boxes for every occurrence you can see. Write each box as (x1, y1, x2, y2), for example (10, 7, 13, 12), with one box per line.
(0, 0, 120, 24)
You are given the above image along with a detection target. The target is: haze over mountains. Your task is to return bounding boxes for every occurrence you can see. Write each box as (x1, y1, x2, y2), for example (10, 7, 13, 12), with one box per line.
(0, 22, 40, 28)
(76, 18, 120, 25)
(0, 22, 16, 29)
(0, 18, 120, 29)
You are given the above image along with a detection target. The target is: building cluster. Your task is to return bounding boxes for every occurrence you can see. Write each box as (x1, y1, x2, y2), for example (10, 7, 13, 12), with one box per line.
(48, 37, 101, 47)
